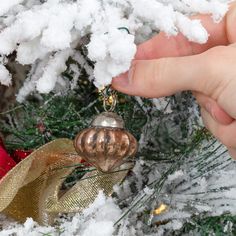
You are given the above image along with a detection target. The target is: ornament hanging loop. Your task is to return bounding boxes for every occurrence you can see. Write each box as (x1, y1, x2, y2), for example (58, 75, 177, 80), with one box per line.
(99, 86, 117, 112)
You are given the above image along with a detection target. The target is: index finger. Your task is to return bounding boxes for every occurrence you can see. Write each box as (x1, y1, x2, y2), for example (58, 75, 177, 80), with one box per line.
(135, 4, 236, 60)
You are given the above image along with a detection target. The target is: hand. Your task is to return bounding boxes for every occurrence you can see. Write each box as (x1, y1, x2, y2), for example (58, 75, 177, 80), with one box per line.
(112, 2, 236, 159)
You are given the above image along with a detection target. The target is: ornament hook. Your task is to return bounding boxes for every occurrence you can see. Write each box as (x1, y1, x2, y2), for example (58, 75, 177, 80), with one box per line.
(99, 86, 117, 112)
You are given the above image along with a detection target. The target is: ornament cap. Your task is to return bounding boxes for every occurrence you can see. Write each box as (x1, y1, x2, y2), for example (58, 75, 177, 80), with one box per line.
(91, 112, 124, 128)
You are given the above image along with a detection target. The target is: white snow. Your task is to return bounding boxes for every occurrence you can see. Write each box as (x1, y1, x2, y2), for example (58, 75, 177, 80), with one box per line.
(36, 49, 73, 93)
(0, 0, 230, 99)
(167, 170, 184, 181)
(0, 64, 11, 86)
(0, 0, 24, 16)
(0, 192, 121, 236)
(1, 140, 236, 235)
(0, 1, 235, 235)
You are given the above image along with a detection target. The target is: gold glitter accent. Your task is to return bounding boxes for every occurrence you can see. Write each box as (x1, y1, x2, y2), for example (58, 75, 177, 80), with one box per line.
(0, 139, 132, 225)
(153, 204, 168, 215)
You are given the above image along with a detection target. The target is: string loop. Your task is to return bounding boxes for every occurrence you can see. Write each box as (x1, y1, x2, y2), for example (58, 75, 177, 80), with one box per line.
(99, 86, 117, 112)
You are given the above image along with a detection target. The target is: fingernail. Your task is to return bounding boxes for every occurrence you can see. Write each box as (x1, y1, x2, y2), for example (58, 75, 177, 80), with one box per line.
(112, 72, 129, 87)
(228, 148, 236, 160)
(205, 103, 217, 121)
(205, 103, 212, 113)
(112, 64, 135, 88)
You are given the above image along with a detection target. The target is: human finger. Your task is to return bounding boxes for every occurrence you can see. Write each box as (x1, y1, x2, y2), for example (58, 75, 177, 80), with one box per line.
(227, 147, 236, 160)
(201, 107, 236, 148)
(135, 1, 236, 60)
(193, 92, 233, 125)
(113, 45, 236, 120)
(113, 47, 216, 98)
(113, 56, 202, 98)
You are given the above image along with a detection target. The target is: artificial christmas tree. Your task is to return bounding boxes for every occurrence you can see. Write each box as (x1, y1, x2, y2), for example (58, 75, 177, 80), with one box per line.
(0, 0, 235, 235)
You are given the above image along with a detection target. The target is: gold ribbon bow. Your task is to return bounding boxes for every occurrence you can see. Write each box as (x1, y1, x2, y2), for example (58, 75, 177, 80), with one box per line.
(0, 139, 132, 225)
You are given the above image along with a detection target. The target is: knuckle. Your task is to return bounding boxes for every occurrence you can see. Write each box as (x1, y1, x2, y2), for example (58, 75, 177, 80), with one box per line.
(205, 45, 227, 56)
(151, 58, 169, 94)
(153, 58, 168, 80)
(201, 46, 236, 98)
(204, 45, 236, 64)
(203, 46, 226, 69)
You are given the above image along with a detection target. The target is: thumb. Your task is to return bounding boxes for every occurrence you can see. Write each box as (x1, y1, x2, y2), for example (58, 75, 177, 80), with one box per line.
(112, 53, 208, 98)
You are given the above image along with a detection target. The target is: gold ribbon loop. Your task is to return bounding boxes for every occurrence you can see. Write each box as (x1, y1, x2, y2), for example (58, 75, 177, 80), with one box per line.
(0, 139, 132, 225)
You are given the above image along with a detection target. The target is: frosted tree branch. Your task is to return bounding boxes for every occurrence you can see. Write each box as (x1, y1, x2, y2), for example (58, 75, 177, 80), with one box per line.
(0, 0, 229, 101)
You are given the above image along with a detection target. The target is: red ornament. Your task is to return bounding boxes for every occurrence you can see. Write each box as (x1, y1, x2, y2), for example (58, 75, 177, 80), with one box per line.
(0, 140, 16, 179)
(12, 149, 32, 163)
(0, 138, 32, 179)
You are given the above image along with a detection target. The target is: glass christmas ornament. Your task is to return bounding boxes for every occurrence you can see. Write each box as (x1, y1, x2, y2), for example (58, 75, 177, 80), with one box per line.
(74, 87, 138, 172)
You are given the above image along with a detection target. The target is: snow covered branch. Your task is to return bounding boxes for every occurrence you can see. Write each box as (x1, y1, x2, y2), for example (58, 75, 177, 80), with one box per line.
(0, 0, 229, 101)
